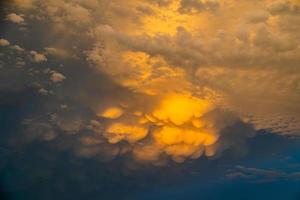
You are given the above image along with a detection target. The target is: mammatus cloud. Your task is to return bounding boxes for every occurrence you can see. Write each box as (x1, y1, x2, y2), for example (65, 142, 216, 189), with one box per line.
(99, 93, 221, 163)
(3, 0, 300, 165)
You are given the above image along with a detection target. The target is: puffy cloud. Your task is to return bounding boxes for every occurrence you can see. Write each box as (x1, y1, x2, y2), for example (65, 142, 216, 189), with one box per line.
(0, 39, 10, 46)
(30, 51, 47, 63)
(6, 13, 25, 24)
(152, 93, 213, 125)
(38, 88, 49, 96)
(99, 107, 124, 119)
(105, 123, 148, 144)
(10, 45, 25, 52)
(91, 93, 236, 163)
(50, 71, 66, 83)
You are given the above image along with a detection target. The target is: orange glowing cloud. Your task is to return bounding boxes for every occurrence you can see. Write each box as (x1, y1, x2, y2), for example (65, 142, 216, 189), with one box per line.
(99, 93, 219, 163)
(12, 0, 298, 165)
(105, 123, 148, 144)
(99, 107, 124, 119)
(153, 93, 214, 125)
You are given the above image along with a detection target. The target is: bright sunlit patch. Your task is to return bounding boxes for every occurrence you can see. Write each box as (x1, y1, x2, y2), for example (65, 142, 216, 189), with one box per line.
(153, 93, 214, 125)
(100, 93, 218, 163)
(99, 107, 124, 119)
(152, 125, 219, 162)
(154, 126, 218, 146)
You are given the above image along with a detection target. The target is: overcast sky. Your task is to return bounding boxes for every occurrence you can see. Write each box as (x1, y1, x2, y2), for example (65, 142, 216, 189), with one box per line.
(0, 0, 300, 199)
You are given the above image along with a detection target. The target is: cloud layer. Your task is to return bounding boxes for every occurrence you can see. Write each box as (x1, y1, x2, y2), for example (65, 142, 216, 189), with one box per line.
(1, 0, 299, 165)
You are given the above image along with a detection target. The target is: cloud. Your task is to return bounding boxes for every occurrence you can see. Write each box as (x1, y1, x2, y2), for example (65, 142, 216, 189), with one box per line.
(136, 5, 155, 15)
(38, 88, 49, 96)
(99, 107, 124, 119)
(30, 51, 47, 63)
(146, 0, 172, 7)
(10, 45, 25, 52)
(13, 0, 37, 8)
(6, 13, 25, 24)
(44, 47, 72, 58)
(50, 71, 66, 83)
(178, 0, 219, 14)
(226, 165, 300, 183)
(3, 0, 300, 166)
(0, 39, 10, 46)
(246, 10, 269, 23)
(268, 0, 299, 15)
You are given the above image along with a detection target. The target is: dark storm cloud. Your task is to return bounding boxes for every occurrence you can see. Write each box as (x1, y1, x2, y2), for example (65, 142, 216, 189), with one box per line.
(0, 2, 300, 200)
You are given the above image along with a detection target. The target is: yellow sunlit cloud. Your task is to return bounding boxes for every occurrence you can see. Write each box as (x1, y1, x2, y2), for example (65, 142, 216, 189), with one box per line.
(105, 123, 148, 144)
(12, 0, 300, 165)
(99, 107, 124, 119)
(101, 93, 219, 163)
(153, 93, 214, 125)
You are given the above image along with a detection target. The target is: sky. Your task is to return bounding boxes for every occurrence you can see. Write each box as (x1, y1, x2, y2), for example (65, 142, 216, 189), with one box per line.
(0, 0, 300, 199)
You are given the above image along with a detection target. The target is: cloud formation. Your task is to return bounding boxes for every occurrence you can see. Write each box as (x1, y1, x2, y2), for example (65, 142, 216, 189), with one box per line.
(1, 0, 299, 165)
(0, 38, 10, 46)
(227, 165, 300, 183)
(5, 13, 24, 24)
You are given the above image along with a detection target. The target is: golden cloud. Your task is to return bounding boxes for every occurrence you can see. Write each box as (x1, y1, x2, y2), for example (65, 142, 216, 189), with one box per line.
(96, 93, 220, 163)
(11, 0, 300, 164)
